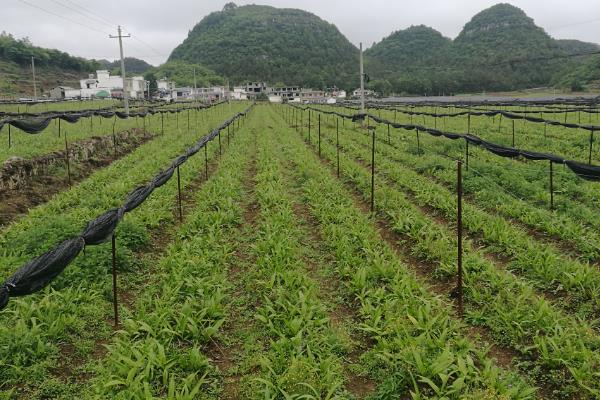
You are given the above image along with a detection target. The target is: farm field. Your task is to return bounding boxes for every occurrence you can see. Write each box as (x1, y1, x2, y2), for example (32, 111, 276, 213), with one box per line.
(1, 103, 600, 399)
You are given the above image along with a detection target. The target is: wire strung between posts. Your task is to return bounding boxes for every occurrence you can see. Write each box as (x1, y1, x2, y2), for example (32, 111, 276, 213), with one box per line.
(288, 104, 600, 182)
(0, 104, 254, 311)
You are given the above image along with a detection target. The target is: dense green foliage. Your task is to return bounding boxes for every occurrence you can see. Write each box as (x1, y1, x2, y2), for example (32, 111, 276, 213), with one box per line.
(0, 32, 99, 72)
(555, 39, 600, 55)
(169, 3, 359, 90)
(366, 4, 570, 95)
(149, 60, 225, 87)
(555, 54, 600, 89)
(100, 57, 153, 75)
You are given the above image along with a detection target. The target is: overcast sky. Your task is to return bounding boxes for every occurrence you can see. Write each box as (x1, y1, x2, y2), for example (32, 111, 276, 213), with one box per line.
(4, 0, 600, 65)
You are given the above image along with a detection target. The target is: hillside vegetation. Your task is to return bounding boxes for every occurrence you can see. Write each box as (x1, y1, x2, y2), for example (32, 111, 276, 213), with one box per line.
(148, 61, 225, 87)
(169, 3, 359, 90)
(366, 3, 569, 94)
(0, 32, 100, 97)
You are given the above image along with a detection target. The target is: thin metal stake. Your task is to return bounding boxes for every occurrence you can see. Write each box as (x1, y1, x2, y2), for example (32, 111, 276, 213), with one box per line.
(550, 161, 554, 210)
(371, 127, 375, 213)
(177, 165, 183, 222)
(590, 130, 595, 165)
(387, 123, 390, 144)
(336, 117, 340, 178)
(318, 114, 321, 157)
(308, 110, 311, 143)
(204, 144, 208, 181)
(512, 120, 515, 147)
(456, 160, 464, 318)
(64, 132, 71, 187)
(465, 140, 469, 171)
(112, 233, 118, 328)
(218, 131, 222, 156)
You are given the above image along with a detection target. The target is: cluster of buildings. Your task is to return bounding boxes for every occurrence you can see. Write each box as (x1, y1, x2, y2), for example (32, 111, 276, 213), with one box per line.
(50, 70, 149, 100)
(49, 71, 370, 103)
(231, 82, 348, 103)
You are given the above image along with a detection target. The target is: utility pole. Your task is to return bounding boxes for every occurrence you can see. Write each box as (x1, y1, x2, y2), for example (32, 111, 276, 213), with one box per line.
(193, 67, 197, 100)
(110, 26, 131, 116)
(360, 42, 365, 115)
(31, 56, 37, 100)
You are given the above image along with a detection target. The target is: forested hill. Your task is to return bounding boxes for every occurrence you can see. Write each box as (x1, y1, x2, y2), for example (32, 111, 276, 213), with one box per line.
(168, 3, 359, 90)
(0, 32, 100, 96)
(99, 57, 153, 75)
(366, 3, 571, 94)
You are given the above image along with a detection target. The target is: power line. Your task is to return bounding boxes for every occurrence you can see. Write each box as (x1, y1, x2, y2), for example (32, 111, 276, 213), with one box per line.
(62, 0, 118, 27)
(130, 34, 163, 57)
(47, 0, 115, 30)
(17, 0, 111, 36)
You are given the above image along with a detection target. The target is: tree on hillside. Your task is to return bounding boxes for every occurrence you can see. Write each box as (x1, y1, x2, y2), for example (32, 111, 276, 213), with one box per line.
(144, 72, 158, 96)
(223, 2, 237, 12)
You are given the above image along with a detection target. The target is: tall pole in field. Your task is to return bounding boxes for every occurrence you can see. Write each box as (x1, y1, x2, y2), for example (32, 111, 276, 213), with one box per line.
(456, 160, 464, 318)
(360, 42, 365, 116)
(31, 57, 37, 100)
(110, 26, 131, 116)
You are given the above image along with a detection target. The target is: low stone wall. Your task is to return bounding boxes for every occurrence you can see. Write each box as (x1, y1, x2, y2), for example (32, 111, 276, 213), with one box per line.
(0, 129, 151, 190)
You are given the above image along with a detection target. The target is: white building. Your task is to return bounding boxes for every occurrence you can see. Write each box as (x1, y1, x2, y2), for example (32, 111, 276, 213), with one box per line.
(232, 86, 248, 100)
(352, 88, 375, 98)
(125, 76, 148, 100)
(65, 70, 147, 99)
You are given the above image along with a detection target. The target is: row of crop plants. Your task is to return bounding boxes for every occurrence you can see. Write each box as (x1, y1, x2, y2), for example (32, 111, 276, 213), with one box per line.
(87, 116, 256, 398)
(319, 119, 600, 321)
(360, 105, 600, 164)
(368, 106, 600, 213)
(288, 105, 600, 399)
(0, 102, 234, 162)
(261, 106, 537, 399)
(308, 105, 600, 247)
(0, 102, 248, 398)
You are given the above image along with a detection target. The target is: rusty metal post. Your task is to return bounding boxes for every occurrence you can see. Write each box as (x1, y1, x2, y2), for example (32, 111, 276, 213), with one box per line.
(512, 120, 515, 147)
(64, 132, 71, 187)
(498, 113, 502, 133)
(589, 130, 594, 165)
(416, 128, 421, 155)
(550, 160, 554, 210)
(177, 165, 183, 222)
(218, 130, 222, 156)
(387, 123, 390, 144)
(336, 117, 340, 178)
(112, 233, 118, 328)
(308, 110, 311, 143)
(204, 143, 208, 181)
(318, 114, 321, 157)
(371, 127, 375, 213)
(457, 160, 464, 318)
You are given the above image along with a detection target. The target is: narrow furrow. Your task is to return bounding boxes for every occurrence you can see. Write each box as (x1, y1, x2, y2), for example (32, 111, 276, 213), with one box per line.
(325, 122, 600, 323)
(274, 107, 536, 399)
(291, 108, 600, 399)
(85, 114, 255, 398)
